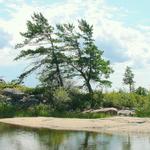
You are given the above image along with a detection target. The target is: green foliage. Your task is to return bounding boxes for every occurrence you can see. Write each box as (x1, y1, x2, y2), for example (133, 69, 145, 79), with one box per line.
(57, 20, 113, 93)
(135, 86, 148, 96)
(0, 82, 33, 93)
(103, 92, 143, 109)
(15, 12, 66, 87)
(0, 102, 16, 118)
(26, 104, 50, 116)
(49, 111, 110, 118)
(135, 94, 150, 117)
(52, 87, 71, 111)
(91, 91, 103, 108)
(69, 90, 91, 111)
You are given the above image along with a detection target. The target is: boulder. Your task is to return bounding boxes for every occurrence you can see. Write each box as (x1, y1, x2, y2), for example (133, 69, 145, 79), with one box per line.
(91, 107, 118, 115)
(82, 109, 93, 114)
(118, 110, 135, 116)
(83, 107, 118, 115)
(19, 96, 40, 107)
(2, 88, 25, 99)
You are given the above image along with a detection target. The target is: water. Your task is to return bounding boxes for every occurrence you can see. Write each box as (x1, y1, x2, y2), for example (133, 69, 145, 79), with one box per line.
(0, 123, 150, 150)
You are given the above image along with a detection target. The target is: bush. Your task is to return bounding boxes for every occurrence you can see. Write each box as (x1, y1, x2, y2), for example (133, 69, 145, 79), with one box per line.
(103, 92, 142, 109)
(91, 91, 103, 108)
(69, 89, 91, 111)
(52, 87, 71, 111)
(0, 102, 16, 118)
(135, 95, 150, 117)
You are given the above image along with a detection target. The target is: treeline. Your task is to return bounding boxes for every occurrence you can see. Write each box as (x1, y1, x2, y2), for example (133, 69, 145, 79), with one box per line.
(0, 81, 150, 118)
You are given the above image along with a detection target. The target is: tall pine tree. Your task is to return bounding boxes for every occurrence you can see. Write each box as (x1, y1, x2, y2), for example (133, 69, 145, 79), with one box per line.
(57, 20, 113, 93)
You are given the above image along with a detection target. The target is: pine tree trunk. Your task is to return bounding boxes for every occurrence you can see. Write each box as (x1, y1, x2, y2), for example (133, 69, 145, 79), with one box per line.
(86, 80, 93, 93)
(129, 84, 132, 93)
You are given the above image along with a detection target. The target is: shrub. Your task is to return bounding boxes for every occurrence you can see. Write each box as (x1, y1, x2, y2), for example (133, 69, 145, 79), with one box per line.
(69, 89, 91, 111)
(52, 87, 71, 111)
(91, 91, 103, 108)
(135, 95, 150, 117)
(0, 102, 16, 118)
(103, 92, 142, 109)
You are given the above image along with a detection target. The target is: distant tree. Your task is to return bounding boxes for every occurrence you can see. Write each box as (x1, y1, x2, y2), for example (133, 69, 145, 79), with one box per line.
(123, 66, 135, 92)
(135, 86, 148, 96)
(57, 20, 113, 93)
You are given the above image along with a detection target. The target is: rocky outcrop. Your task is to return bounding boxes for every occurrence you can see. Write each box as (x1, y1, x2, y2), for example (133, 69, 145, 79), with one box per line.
(92, 107, 118, 115)
(19, 95, 40, 107)
(2, 88, 25, 99)
(83, 108, 136, 116)
(83, 107, 118, 115)
(0, 88, 42, 107)
(117, 110, 135, 116)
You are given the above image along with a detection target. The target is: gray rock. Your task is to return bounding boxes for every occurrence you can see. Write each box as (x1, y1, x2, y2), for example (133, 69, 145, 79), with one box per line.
(19, 96, 40, 107)
(0, 79, 5, 83)
(82, 109, 93, 113)
(91, 107, 118, 115)
(83, 107, 118, 115)
(118, 110, 135, 116)
(2, 88, 25, 99)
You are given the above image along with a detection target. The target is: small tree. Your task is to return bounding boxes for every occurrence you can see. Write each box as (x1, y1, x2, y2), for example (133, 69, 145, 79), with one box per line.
(123, 66, 135, 92)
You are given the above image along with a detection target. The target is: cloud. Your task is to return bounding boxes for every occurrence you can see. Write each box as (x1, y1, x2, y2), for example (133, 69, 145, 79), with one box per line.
(0, 0, 149, 88)
(0, 28, 11, 48)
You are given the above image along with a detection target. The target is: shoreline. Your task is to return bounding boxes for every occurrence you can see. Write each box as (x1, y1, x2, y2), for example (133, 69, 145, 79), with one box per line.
(0, 116, 150, 134)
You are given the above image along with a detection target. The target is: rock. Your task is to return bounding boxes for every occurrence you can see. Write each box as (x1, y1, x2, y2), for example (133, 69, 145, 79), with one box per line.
(82, 109, 93, 114)
(19, 96, 40, 107)
(91, 107, 118, 115)
(2, 88, 25, 99)
(118, 110, 135, 116)
(0, 79, 5, 83)
(82, 107, 118, 115)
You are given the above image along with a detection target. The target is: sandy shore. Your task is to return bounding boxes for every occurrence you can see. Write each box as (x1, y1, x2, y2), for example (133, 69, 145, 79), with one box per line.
(0, 117, 150, 134)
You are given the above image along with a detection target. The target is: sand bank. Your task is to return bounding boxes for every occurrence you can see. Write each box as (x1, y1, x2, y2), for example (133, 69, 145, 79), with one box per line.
(0, 117, 150, 134)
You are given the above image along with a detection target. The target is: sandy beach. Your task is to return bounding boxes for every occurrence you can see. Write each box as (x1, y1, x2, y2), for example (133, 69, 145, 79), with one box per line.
(1, 116, 150, 134)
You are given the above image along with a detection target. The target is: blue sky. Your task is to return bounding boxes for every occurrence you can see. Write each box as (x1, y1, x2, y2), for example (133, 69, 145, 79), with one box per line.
(0, 0, 150, 90)
(108, 0, 150, 27)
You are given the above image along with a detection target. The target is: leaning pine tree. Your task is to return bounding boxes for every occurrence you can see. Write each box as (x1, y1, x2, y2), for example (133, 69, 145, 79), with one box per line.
(57, 20, 113, 94)
(15, 13, 69, 88)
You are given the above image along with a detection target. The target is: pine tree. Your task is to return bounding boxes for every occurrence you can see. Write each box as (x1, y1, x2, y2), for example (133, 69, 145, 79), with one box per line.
(15, 13, 68, 88)
(123, 66, 135, 92)
(57, 20, 113, 93)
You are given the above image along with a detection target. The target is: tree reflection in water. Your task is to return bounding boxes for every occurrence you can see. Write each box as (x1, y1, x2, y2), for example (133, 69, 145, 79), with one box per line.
(0, 123, 150, 150)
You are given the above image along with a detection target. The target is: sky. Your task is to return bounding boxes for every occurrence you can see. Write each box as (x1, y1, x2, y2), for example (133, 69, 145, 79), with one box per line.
(0, 0, 150, 90)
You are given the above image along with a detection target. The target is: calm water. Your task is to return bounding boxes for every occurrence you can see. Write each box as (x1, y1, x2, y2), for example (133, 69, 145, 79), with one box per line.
(0, 123, 150, 150)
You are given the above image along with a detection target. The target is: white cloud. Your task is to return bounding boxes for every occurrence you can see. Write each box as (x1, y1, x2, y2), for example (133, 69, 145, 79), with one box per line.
(0, 0, 149, 88)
